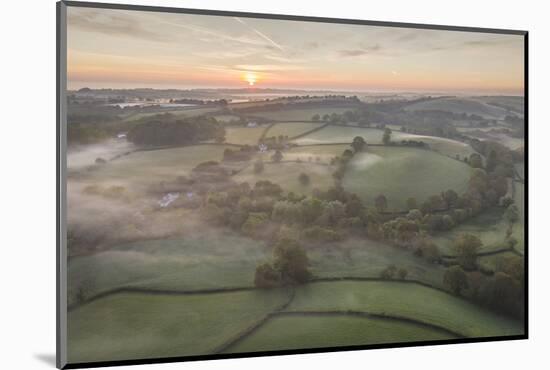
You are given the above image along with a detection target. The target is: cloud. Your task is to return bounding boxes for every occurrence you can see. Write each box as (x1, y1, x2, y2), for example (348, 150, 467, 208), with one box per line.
(234, 17, 284, 52)
(339, 43, 382, 57)
(68, 9, 170, 42)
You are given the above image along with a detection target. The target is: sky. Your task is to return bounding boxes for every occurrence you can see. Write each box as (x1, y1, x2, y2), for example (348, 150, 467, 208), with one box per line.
(67, 6, 525, 94)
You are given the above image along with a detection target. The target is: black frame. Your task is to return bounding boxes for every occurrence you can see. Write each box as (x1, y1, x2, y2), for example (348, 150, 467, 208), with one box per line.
(56, 1, 529, 368)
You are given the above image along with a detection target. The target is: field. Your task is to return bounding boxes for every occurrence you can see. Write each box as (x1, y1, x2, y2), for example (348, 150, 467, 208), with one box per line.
(67, 232, 269, 305)
(68, 289, 290, 363)
(67, 91, 525, 364)
(293, 126, 385, 145)
(233, 161, 334, 196)
(287, 281, 523, 337)
(265, 122, 324, 139)
(79, 145, 233, 189)
(404, 98, 509, 119)
(248, 107, 355, 121)
(122, 106, 221, 122)
(224, 125, 267, 145)
(226, 314, 456, 353)
(343, 146, 471, 210)
(293, 125, 476, 158)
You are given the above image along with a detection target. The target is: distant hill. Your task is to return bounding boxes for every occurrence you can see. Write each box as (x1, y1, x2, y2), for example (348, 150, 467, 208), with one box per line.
(404, 97, 510, 119)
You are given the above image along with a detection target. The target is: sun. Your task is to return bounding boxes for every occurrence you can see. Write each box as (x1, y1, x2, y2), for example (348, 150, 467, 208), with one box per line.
(244, 72, 257, 86)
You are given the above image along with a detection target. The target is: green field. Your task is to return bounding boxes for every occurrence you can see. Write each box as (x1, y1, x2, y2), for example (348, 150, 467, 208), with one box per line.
(212, 114, 241, 122)
(265, 122, 324, 139)
(224, 125, 267, 145)
(404, 98, 509, 119)
(79, 145, 233, 188)
(292, 125, 475, 158)
(249, 107, 355, 121)
(283, 144, 350, 164)
(343, 146, 471, 210)
(287, 281, 523, 337)
(234, 161, 334, 196)
(68, 289, 290, 363)
(122, 107, 221, 122)
(309, 238, 446, 288)
(67, 232, 268, 305)
(293, 126, 385, 145)
(226, 314, 457, 353)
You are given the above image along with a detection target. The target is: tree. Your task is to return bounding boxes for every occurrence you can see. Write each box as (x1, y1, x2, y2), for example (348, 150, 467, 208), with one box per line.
(253, 159, 264, 174)
(351, 136, 367, 152)
(442, 189, 459, 208)
(414, 238, 441, 263)
(375, 194, 388, 213)
(454, 233, 482, 270)
(312, 113, 321, 122)
(398, 268, 408, 280)
(406, 197, 418, 211)
(468, 153, 483, 168)
(271, 150, 283, 163)
(444, 265, 469, 295)
(504, 204, 520, 224)
(382, 128, 392, 145)
(273, 239, 311, 284)
(486, 149, 498, 172)
(298, 172, 311, 186)
(254, 263, 280, 288)
(380, 264, 397, 279)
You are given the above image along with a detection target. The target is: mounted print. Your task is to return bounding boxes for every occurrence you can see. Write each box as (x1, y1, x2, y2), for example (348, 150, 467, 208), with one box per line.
(57, 1, 528, 368)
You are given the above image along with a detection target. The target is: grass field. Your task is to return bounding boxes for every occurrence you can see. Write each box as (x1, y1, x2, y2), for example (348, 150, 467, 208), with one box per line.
(292, 125, 476, 158)
(68, 289, 289, 363)
(404, 98, 509, 119)
(249, 107, 355, 121)
(122, 107, 221, 122)
(224, 125, 267, 145)
(226, 314, 457, 353)
(234, 161, 334, 196)
(293, 126, 384, 145)
(432, 208, 509, 256)
(212, 114, 241, 122)
(80, 145, 232, 188)
(265, 122, 324, 139)
(285, 144, 351, 164)
(309, 238, 446, 288)
(67, 232, 269, 305)
(342, 146, 471, 210)
(287, 281, 523, 337)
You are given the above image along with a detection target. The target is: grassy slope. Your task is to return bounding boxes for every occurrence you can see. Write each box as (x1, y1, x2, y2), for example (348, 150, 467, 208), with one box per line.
(224, 126, 267, 145)
(80, 145, 231, 188)
(68, 289, 289, 363)
(286, 144, 350, 164)
(67, 233, 269, 305)
(293, 125, 475, 158)
(287, 281, 523, 337)
(265, 122, 324, 138)
(226, 314, 456, 354)
(250, 107, 354, 121)
(343, 146, 471, 210)
(404, 98, 509, 119)
(233, 161, 334, 196)
(122, 107, 221, 122)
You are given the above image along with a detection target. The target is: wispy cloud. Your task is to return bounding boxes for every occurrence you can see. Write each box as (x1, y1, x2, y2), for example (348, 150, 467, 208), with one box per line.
(234, 17, 284, 52)
(68, 9, 170, 42)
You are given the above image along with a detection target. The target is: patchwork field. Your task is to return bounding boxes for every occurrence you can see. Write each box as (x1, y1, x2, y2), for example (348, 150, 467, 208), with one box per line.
(68, 289, 290, 363)
(67, 233, 269, 305)
(248, 107, 355, 121)
(343, 146, 471, 210)
(122, 107, 221, 122)
(226, 314, 456, 354)
(234, 161, 335, 196)
(292, 125, 476, 158)
(224, 125, 267, 145)
(404, 98, 509, 119)
(76, 145, 233, 189)
(287, 281, 523, 337)
(265, 122, 324, 139)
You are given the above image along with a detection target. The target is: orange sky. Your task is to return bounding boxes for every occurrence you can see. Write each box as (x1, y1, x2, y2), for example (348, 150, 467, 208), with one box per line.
(67, 7, 525, 94)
